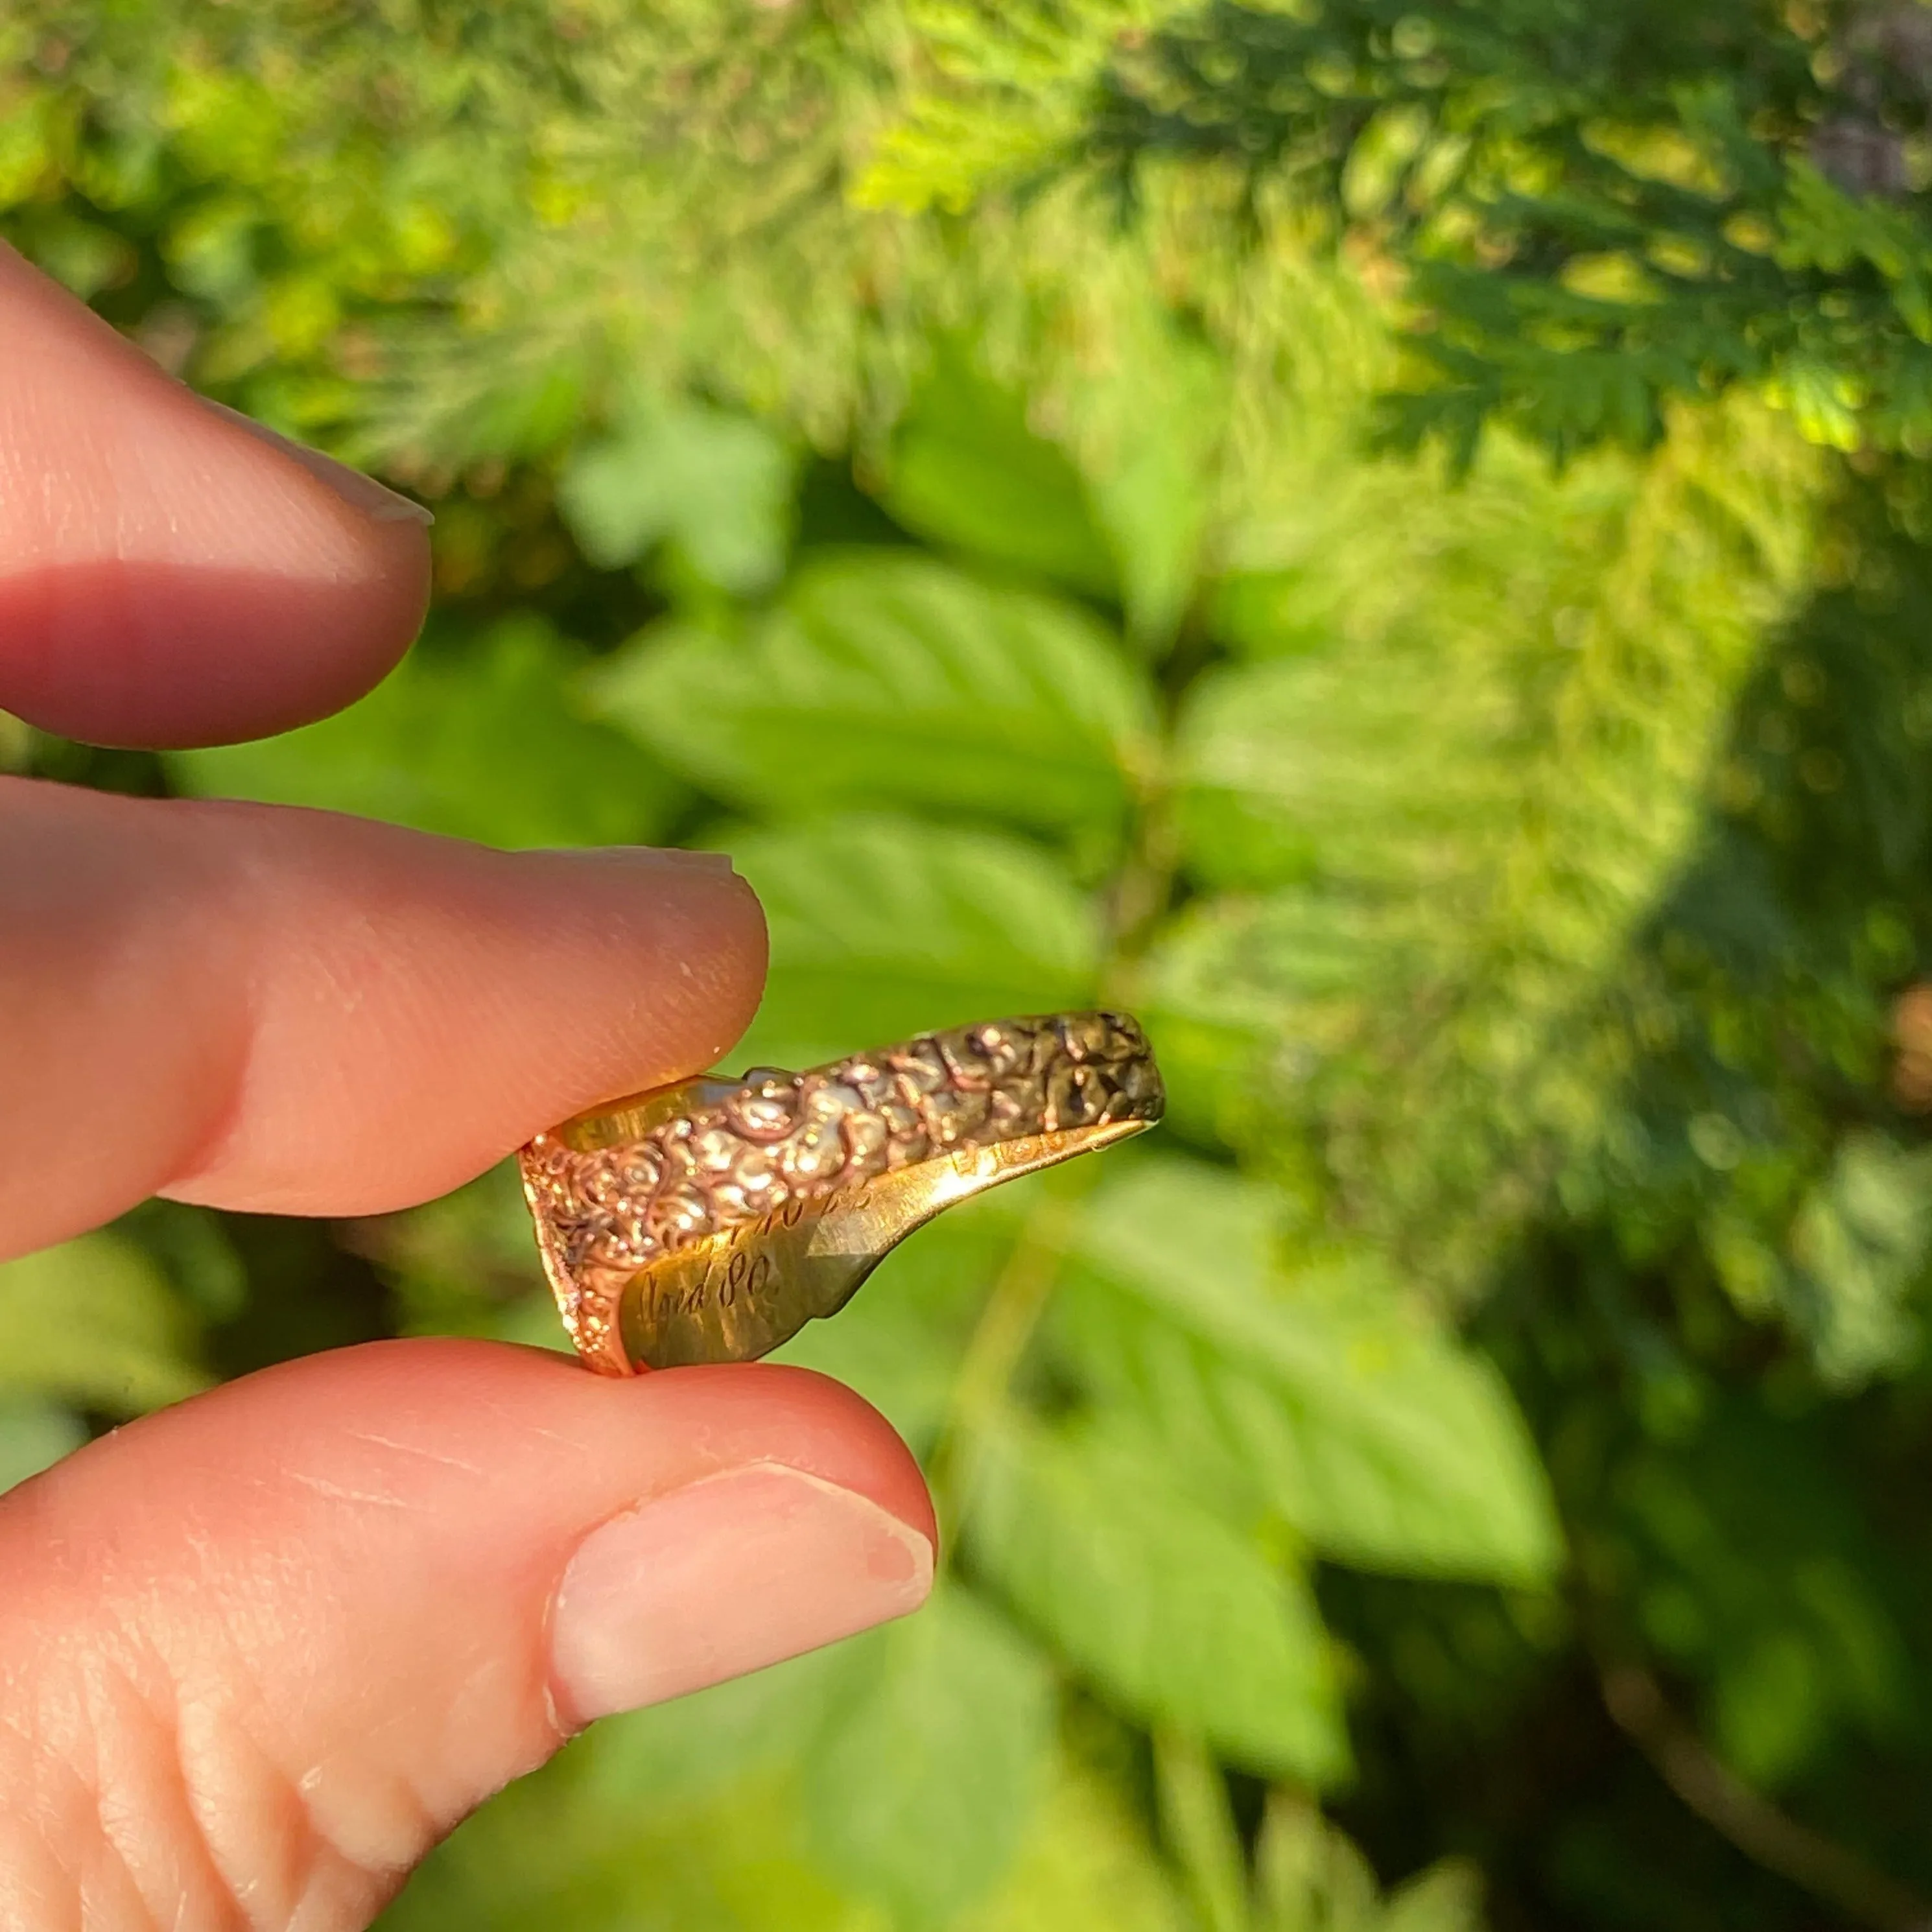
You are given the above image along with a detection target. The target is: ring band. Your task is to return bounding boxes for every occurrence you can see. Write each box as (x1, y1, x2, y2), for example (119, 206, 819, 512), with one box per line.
(518, 1010, 1164, 1373)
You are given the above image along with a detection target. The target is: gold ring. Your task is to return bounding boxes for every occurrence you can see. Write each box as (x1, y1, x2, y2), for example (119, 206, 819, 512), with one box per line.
(519, 1010, 1164, 1374)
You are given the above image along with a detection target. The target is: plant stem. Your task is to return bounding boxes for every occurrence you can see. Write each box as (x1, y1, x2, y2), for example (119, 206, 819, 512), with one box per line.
(925, 1190, 1079, 1550)
(1154, 1728, 1251, 1932)
(1599, 1663, 1932, 1932)
(928, 637, 1192, 1551)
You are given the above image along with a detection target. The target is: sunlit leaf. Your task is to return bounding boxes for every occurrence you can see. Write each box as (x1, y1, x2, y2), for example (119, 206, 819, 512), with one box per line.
(1254, 1792, 1487, 1932)
(0, 1397, 87, 1494)
(1152, 1728, 1248, 1932)
(558, 394, 795, 595)
(880, 352, 1118, 598)
(972, 1416, 1347, 1782)
(1054, 307, 1219, 650)
(960, 1762, 1188, 1932)
(172, 615, 681, 848)
(389, 1650, 858, 1931)
(1171, 650, 1517, 893)
(878, 332, 1216, 650)
(581, 1644, 856, 1806)
(1138, 888, 1393, 1146)
(1784, 1131, 1932, 1388)
(1051, 1160, 1562, 1586)
(390, 1763, 848, 1932)
(0, 1232, 209, 1415)
(595, 553, 1153, 842)
(805, 1583, 1055, 1929)
(720, 814, 1101, 1072)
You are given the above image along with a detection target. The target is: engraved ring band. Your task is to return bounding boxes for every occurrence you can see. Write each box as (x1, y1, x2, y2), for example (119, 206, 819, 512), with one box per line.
(519, 1010, 1165, 1374)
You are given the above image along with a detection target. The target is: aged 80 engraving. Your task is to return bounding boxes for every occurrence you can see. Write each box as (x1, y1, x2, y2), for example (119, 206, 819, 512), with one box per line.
(519, 1010, 1164, 1374)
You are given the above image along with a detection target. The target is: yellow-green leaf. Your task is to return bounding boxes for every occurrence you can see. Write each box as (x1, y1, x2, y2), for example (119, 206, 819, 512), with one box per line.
(0, 1232, 209, 1415)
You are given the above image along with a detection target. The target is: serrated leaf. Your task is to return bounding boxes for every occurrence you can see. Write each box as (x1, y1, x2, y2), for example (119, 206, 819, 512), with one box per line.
(1172, 652, 1513, 893)
(172, 615, 680, 848)
(1052, 1160, 1561, 1586)
(558, 395, 795, 594)
(720, 814, 1101, 1072)
(593, 553, 1153, 843)
(971, 1418, 1347, 1782)
(804, 1583, 1054, 1930)
(0, 1232, 209, 1415)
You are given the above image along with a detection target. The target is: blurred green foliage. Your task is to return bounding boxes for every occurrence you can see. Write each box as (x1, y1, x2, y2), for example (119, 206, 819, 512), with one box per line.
(10, 3, 1932, 1929)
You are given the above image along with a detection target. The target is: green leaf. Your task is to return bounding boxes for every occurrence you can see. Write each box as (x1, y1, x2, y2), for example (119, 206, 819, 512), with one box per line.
(1052, 1160, 1562, 1586)
(368, 1162, 567, 1349)
(960, 1763, 1188, 1932)
(880, 352, 1119, 598)
(172, 615, 681, 849)
(879, 331, 1214, 649)
(117, 1200, 250, 1324)
(1052, 309, 1219, 650)
(772, 1199, 1010, 1458)
(1613, 1399, 1910, 1788)
(1172, 656, 1326, 891)
(1172, 650, 1514, 893)
(0, 1397, 87, 1494)
(1784, 1132, 1932, 1389)
(0, 709, 32, 773)
(390, 1757, 847, 1932)
(557, 394, 795, 595)
(1153, 1730, 1249, 1932)
(1380, 1865, 1490, 1932)
(720, 814, 1101, 1072)
(1139, 889, 1392, 1145)
(971, 1417, 1347, 1782)
(804, 1583, 1055, 1929)
(1253, 1795, 1374, 1932)
(580, 1643, 856, 1807)
(390, 1649, 859, 1932)
(0, 1232, 210, 1414)
(1253, 1793, 1487, 1932)
(593, 553, 1153, 843)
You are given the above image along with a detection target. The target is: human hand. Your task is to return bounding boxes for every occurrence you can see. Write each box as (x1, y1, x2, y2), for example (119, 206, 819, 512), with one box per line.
(0, 242, 936, 1929)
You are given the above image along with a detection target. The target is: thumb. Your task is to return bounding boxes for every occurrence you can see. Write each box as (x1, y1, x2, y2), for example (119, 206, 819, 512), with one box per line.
(0, 1341, 934, 1929)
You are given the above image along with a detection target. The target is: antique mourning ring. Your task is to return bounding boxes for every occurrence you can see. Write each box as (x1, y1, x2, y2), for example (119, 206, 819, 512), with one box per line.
(519, 1011, 1164, 1374)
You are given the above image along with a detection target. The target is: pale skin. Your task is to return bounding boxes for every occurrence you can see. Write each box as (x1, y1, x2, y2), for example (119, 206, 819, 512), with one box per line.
(0, 241, 937, 1929)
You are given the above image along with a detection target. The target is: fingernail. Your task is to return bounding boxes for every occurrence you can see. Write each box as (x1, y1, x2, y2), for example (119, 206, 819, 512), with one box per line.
(550, 1463, 934, 1725)
(195, 396, 435, 526)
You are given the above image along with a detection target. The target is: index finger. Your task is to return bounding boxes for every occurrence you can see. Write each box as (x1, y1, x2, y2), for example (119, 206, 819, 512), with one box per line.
(0, 240, 431, 748)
